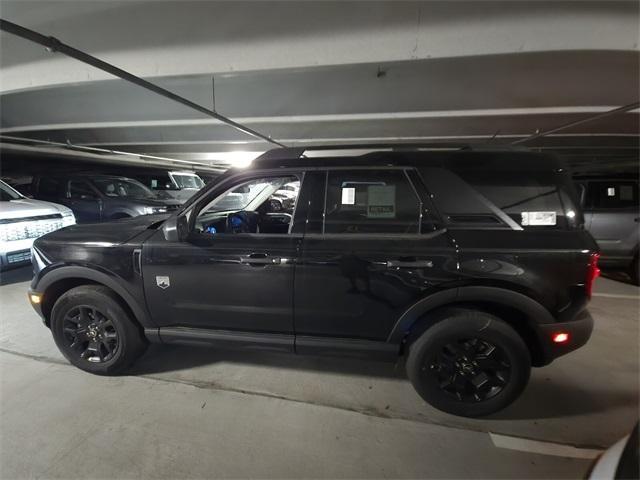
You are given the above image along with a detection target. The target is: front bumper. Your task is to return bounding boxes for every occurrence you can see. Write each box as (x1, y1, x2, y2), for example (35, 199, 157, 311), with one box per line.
(536, 309, 594, 365)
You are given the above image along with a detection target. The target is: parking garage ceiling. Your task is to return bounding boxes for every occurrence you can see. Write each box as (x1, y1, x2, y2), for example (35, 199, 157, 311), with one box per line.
(0, 1, 638, 172)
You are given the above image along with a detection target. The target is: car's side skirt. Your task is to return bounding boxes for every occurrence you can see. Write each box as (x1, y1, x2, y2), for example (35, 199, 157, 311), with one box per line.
(149, 327, 399, 360)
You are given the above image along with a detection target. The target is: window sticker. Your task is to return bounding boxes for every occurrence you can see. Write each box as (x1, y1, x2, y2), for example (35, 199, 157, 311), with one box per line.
(367, 185, 396, 218)
(521, 211, 557, 226)
(341, 187, 355, 205)
(151, 179, 158, 188)
(607, 187, 616, 197)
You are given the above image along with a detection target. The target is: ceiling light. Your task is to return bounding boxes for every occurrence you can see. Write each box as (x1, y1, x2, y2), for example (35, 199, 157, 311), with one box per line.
(202, 151, 264, 168)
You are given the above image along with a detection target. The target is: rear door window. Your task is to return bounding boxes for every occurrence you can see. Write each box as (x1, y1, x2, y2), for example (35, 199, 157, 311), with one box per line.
(586, 181, 638, 210)
(323, 170, 422, 234)
(69, 181, 98, 199)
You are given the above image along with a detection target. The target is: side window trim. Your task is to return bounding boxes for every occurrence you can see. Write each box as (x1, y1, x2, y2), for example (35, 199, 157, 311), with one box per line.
(403, 169, 423, 234)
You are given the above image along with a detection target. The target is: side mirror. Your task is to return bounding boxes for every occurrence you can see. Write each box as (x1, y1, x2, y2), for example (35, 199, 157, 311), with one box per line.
(162, 213, 189, 242)
(177, 214, 189, 241)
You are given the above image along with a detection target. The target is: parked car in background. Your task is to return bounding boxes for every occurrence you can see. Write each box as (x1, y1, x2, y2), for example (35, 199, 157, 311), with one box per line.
(134, 170, 204, 202)
(32, 174, 181, 223)
(0, 180, 75, 269)
(268, 180, 300, 212)
(2, 175, 34, 197)
(575, 176, 639, 284)
(588, 422, 638, 479)
(29, 147, 599, 417)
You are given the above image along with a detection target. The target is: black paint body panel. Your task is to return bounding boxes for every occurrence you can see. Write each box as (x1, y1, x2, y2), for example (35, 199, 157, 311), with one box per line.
(30, 150, 599, 366)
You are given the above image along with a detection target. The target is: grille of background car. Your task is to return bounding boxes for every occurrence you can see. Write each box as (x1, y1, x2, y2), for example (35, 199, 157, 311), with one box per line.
(0, 214, 64, 242)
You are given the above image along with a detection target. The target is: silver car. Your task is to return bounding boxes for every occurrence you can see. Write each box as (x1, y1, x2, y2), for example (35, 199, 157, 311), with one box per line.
(0, 180, 76, 269)
(576, 177, 639, 284)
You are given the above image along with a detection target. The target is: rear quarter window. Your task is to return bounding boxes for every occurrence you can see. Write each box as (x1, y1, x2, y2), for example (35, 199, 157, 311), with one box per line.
(420, 153, 581, 230)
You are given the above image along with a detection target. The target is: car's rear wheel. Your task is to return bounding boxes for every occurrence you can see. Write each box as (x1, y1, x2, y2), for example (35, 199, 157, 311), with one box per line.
(406, 309, 531, 417)
(51, 285, 147, 375)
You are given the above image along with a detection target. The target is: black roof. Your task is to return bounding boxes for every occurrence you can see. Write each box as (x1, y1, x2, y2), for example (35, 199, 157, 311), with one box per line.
(249, 145, 561, 172)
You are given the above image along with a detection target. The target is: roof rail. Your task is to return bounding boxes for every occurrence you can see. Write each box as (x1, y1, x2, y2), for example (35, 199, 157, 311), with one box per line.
(254, 142, 529, 162)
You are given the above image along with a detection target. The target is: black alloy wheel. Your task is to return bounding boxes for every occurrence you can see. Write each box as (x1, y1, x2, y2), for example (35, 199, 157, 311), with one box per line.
(406, 309, 531, 417)
(63, 305, 119, 363)
(51, 285, 147, 375)
(427, 338, 511, 403)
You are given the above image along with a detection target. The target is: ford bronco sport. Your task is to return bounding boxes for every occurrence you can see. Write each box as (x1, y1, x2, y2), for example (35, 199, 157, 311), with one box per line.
(28, 147, 599, 417)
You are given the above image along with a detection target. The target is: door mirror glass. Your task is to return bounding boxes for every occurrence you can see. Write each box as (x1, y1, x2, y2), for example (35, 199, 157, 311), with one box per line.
(162, 214, 189, 242)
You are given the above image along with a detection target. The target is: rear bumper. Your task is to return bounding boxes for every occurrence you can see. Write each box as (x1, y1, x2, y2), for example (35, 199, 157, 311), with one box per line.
(536, 309, 594, 365)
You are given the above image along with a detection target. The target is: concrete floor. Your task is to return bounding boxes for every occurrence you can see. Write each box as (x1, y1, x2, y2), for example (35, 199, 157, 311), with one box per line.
(1, 266, 638, 479)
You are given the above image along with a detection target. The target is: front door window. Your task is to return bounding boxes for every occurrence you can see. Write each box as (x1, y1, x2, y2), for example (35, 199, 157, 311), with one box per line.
(195, 175, 301, 235)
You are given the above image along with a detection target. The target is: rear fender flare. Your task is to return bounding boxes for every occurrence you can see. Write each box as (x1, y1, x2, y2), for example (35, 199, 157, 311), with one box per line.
(386, 286, 555, 344)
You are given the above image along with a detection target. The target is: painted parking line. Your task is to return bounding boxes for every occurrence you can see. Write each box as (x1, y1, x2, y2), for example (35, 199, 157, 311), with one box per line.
(592, 293, 639, 300)
(489, 433, 604, 459)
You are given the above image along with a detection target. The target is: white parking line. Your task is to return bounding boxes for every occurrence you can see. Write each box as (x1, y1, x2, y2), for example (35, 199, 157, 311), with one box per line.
(489, 433, 604, 459)
(592, 293, 639, 300)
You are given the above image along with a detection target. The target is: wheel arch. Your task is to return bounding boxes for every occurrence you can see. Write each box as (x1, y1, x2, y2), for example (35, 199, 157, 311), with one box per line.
(388, 286, 553, 366)
(36, 266, 153, 334)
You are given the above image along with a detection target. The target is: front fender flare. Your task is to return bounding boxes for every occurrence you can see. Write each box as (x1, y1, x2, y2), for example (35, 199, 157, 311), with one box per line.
(33, 264, 153, 329)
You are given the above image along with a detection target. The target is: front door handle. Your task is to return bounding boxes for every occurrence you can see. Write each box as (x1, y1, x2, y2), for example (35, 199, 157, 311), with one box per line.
(386, 259, 433, 268)
(240, 253, 281, 265)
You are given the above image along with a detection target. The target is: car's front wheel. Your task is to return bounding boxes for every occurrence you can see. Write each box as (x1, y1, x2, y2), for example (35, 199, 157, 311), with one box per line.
(51, 285, 147, 375)
(406, 309, 531, 417)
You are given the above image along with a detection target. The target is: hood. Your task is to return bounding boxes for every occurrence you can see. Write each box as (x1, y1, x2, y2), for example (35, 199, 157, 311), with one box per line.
(157, 189, 197, 202)
(0, 198, 73, 219)
(37, 213, 170, 246)
(130, 197, 182, 208)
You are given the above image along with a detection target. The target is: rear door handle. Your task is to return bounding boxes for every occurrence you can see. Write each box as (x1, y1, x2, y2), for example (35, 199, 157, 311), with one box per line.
(240, 253, 281, 265)
(386, 259, 433, 268)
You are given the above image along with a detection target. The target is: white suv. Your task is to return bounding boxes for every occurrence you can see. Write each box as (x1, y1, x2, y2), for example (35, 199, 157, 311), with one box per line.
(0, 180, 75, 269)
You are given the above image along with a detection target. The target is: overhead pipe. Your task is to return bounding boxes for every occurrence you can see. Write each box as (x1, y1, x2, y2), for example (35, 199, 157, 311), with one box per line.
(512, 101, 640, 145)
(0, 19, 286, 148)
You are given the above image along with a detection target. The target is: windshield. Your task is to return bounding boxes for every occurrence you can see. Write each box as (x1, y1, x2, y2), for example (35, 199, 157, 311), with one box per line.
(171, 173, 204, 189)
(207, 178, 285, 212)
(0, 180, 22, 201)
(93, 178, 157, 199)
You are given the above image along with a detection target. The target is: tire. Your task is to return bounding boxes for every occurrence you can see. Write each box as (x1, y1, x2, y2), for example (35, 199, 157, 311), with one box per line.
(406, 309, 531, 417)
(51, 285, 147, 375)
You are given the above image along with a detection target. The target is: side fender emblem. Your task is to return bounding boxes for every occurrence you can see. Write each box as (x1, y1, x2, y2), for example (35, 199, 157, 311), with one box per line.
(156, 276, 170, 289)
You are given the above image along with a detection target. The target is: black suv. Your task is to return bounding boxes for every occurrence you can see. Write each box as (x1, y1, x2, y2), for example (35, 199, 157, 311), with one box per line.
(28, 147, 598, 417)
(32, 173, 181, 223)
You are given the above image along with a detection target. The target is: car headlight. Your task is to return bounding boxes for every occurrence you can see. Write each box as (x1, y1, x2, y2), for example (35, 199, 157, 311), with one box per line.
(61, 210, 76, 226)
(142, 206, 167, 215)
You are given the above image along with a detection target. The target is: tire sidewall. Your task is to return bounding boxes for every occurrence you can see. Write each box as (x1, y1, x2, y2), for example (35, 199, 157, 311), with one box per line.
(51, 286, 141, 375)
(407, 311, 531, 417)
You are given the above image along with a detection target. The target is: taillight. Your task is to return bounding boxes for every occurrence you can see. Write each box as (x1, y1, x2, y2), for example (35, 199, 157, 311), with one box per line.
(585, 252, 601, 299)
